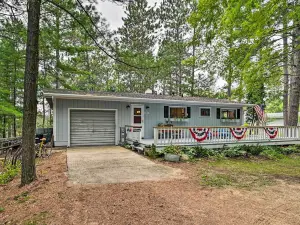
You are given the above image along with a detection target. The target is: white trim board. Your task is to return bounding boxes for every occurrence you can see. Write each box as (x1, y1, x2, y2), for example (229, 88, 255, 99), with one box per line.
(67, 108, 118, 147)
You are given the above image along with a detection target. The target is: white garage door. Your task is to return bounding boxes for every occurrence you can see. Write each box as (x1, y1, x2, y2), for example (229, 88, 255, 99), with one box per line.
(70, 110, 116, 146)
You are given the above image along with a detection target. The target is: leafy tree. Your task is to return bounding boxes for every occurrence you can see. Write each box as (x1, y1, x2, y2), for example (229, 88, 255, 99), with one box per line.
(190, 0, 300, 125)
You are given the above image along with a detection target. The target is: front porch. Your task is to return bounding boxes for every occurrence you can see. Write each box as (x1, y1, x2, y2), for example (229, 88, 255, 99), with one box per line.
(125, 126, 300, 149)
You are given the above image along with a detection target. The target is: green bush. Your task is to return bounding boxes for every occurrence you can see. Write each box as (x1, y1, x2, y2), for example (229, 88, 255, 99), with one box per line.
(223, 148, 246, 158)
(192, 146, 216, 158)
(181, 147, 197, 159)
(227, 145, 264, 156)
(208, 152, 226, 161)
(162, 145, 182, 155)
(0, 162, 21, 184)
(247, 145, 265, 156)
(260, 149, 285, 160)
(145, 145, 162, 159)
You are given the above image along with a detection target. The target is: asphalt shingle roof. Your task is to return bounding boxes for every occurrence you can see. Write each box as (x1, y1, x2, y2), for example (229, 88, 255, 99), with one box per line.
(43, 89, 248, 105)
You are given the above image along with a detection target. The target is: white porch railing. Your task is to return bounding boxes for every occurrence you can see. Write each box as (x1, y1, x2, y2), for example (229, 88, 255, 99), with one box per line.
(153, 126, 300, 146)
(125, 125, 142, 143)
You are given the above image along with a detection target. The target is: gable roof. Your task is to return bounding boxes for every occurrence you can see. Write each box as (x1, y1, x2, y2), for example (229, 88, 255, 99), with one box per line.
(43, 89, 253, 107)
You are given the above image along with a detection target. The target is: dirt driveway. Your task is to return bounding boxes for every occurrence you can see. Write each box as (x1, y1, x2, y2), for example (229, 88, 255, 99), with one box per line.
(1, 152, 300, 224)
(67, 146, 183, 184)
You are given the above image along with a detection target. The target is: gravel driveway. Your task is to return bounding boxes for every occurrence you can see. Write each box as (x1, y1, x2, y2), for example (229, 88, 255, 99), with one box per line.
(67, 146, 183, 184)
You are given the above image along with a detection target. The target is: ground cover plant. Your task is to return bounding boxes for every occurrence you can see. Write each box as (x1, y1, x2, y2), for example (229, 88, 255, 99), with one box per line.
(158, 144, 300, 189)
(0, 161, 21, 184)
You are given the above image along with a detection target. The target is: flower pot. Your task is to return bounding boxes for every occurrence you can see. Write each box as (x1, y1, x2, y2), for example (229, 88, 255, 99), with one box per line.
(164, 153, 180, 162)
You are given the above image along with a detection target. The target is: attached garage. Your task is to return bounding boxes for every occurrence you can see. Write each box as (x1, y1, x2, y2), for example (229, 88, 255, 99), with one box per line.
(69, 109, 116, 146)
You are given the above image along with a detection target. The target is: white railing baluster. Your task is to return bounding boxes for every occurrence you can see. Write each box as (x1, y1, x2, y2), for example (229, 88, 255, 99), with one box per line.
(152, 125, 300, 148)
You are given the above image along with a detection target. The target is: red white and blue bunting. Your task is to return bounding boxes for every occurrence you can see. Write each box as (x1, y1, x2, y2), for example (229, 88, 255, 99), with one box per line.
(230, 128, 247, 140)
(189, 128, 210, 142)
(264, 127, 278, 139)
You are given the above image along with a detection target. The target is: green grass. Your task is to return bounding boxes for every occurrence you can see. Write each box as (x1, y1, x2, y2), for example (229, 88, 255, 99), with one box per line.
(199, 155, 300, 188)
(14, 191, 30, 203)
(0, 207, 5, 213)
(23, 211, 49, 225)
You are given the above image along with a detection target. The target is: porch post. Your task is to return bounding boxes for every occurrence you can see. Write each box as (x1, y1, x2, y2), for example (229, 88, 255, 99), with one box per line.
(154, 127, 158, 146)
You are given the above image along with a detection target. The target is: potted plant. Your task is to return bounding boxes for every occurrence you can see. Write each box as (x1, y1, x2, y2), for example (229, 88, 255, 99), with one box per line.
(162, 145, 182, 162)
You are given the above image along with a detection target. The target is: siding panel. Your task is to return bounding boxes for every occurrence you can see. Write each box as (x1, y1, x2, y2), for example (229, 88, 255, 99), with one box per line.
(55, 99, 243, 146)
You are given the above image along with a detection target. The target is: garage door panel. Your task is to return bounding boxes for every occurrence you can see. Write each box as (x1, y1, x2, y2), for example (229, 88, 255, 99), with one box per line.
(70, 110, 116, 146)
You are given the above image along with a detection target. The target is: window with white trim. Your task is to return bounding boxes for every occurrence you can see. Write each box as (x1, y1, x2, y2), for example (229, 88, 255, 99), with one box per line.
(200, 107, 211, 117)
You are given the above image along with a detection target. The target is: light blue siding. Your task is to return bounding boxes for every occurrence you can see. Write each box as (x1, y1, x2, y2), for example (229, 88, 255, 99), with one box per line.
(55, 98, 243, 146)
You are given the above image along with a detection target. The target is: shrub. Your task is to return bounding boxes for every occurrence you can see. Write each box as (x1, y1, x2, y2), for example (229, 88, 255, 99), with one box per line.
(192, 146, 216, 158)
(223, 148, 246, 158)
(181, 147, 197, 159)
(246, 145, 265, 156)
(162, 145, 182, 155)
(0, 162, 21, 184)
(277, 147, 294, 155)
(145, 145, 162, 159)
(124, 144, 131, 149)
(228, 145, 264, 156)
(209, 152, 226, 161)
(260, 149, 285, 160)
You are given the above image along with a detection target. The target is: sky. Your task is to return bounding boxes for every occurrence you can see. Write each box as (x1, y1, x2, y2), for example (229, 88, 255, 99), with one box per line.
(97, 0, 162, 30)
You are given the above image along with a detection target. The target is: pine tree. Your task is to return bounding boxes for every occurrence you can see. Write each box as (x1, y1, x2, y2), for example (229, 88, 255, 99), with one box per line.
(117, 0, 158, 92)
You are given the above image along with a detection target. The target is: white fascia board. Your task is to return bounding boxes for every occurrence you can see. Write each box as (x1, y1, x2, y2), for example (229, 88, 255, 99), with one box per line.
(43, 92, 254, 107)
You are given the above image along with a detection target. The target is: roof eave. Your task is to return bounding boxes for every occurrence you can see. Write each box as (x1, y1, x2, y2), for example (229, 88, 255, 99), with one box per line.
(43, 92, 254, 107)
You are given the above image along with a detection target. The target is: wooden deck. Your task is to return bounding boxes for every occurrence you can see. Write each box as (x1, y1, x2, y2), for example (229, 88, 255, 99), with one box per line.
(126, 126, 300, 149)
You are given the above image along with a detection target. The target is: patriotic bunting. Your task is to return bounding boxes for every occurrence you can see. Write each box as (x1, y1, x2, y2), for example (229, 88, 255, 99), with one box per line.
(189, 128, 210, 142)
(230, 128, 247, 140)
(264, 127, 278, 139)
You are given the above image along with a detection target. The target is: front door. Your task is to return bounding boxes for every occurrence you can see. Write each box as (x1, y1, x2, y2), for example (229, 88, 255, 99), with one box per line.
(131, 104, 144, 138)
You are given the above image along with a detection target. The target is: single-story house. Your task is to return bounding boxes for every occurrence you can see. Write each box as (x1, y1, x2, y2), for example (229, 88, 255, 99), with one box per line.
(44, 89, 252, 147)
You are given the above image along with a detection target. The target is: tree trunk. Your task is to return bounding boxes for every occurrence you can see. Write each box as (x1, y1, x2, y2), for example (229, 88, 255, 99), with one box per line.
(2, 116, 6, 138)
(191, 28, 196, 96)
(43, 60, 46, 131)
(288, 26, 300, 126)
(42, 97, 45, 130)
(21, 0, 41, 186)
(13, 56, 17, 137)
(55, 12, 60, 89)
(283, 5, 289, 126)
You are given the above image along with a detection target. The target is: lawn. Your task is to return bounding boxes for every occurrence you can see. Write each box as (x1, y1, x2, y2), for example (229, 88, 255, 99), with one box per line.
(199, 155, 300, 188)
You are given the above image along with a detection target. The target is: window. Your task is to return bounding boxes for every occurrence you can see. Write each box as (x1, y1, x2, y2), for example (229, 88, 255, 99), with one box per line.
(221, 109, 236, 119)
(170, 107, 186, 118)
(200, 107, 211, 117)
(133, 107, 142, 124)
